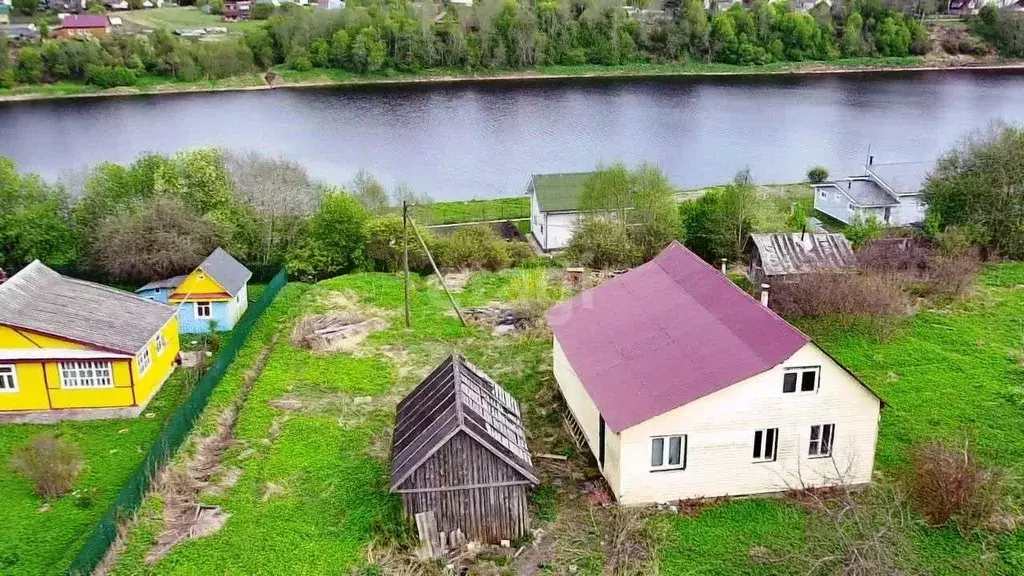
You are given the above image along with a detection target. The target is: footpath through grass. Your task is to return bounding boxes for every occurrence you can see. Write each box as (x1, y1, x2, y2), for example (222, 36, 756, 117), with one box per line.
(0, 372, 191, 576)
(104, 264, 1024, 575)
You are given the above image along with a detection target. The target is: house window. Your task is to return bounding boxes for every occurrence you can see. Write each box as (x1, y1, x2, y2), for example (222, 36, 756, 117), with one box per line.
(848, 203, 855, 211)
(809, 424, 835, 458)
(650, 435, 687, 471)
(818, 190, 826, 199)
(155, 333, 166, 355)
(59, 361, 113, 389)
(195, 301, 212, 318)
(137, 347, 152, 375)
(752, 428, 779, 462)
(783, 367, 819, 394)
(0, 365, 18, 392)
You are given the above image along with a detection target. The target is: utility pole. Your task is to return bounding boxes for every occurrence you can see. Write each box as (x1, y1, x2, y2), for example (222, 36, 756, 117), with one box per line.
(403, 201, 411, 328)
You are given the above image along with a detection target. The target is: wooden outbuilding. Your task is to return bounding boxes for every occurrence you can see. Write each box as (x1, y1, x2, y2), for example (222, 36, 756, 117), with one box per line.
(745, 232, 856, 286)
(390, 354, 538, 549)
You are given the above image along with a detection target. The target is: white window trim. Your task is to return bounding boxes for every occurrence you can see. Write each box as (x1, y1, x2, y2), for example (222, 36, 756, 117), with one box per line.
(0, 364, 19, 393)
(752, 428, 779, 463)
(155, 333, 166, 355)
(137, 347, 152, 376)
(809, 424, 836, 458)
(195, 301, 212, 319)
(782, 366, 820, 394)
(650, 434, 687, 471)
(58, 361, 114, 389)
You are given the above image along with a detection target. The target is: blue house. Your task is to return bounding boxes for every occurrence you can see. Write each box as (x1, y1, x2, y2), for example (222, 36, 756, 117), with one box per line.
(136, 248, 252, 335)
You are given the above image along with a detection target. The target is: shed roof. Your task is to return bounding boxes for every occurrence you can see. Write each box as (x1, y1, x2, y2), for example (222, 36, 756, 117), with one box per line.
(747, 233, 856, 277)
(867, 161, 931, 196)
(390, 354, 539, 491)
(546, 241, 810, 433)
(198, 248, 251, 296)
(60, 15, 110, 28)
(0, 261, 176, 354)
(137, 275, 188, 293)
(530, 172, 592, 213)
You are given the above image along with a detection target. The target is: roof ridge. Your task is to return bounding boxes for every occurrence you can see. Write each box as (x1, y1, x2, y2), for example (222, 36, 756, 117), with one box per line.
(60, 274, 176, 311)
(655, 242, 810, 362)
(0, 260, 46, 297)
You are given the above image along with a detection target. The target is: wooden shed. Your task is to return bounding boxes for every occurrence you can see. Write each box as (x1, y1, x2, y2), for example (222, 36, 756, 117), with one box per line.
(390, 354, 539, 547)
(745, 232, 856, 286)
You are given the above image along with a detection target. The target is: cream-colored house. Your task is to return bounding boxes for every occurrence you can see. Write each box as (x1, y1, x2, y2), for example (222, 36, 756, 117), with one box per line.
(546, 242, 883, 505)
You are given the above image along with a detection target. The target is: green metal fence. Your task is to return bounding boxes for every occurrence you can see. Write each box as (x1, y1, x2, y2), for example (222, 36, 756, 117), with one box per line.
(66, 269, 289, 576)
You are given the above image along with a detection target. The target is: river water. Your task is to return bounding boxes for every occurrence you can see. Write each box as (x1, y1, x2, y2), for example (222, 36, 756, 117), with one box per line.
(1, 69, 1023, 200)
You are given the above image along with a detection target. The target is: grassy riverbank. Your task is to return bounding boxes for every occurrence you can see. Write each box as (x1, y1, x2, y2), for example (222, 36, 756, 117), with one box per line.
(4, 56, 1023, 103)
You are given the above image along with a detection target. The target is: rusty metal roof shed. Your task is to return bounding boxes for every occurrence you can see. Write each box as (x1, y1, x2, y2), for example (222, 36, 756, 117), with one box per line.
(390, 354, 538, 491)
(747, 233, 856, 278)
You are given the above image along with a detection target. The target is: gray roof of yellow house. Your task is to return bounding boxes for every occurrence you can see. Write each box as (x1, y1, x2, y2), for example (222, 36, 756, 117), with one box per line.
(0, 261, 177, 354)
(197, 248, 252, 297)
(747, 233, 857, 277)
(529, 172, 593, 213)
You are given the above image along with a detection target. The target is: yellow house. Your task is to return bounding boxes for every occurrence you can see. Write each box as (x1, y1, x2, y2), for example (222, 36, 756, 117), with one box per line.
(0, 261, 181, 423)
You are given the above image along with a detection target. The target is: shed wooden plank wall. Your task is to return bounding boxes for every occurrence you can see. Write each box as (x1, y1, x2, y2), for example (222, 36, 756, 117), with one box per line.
(398, 431, 531, 543)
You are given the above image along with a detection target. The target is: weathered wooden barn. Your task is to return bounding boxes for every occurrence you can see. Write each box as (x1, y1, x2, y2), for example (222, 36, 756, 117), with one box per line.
(390, 355, 539, 548)
(745, 232, 856, 286)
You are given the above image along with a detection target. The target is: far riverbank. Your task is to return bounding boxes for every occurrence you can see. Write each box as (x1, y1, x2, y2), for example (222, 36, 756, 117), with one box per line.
(3, 56, 1024, 104)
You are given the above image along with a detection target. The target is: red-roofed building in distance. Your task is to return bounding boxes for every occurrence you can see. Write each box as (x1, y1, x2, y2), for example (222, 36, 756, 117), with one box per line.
(53, 14, 111, 38)
(546, 241, 883, 505)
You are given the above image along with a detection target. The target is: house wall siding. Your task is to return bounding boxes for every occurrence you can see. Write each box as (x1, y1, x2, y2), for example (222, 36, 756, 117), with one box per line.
(894, 195, 926, 225)
(610, 343, 880, 504)
(529, 182, 547, 250)
(813, 185, 855, 224)
(553, 337, 622, 498)
(131, 316, 181, 406)
(137, 287, 171, 304)
(545, 212, 581, 251)
(177, 301, 230, 334)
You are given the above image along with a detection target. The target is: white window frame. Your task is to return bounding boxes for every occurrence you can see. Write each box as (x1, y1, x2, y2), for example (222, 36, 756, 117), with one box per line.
(0, 365, 18, 392)
(650, 434, 687, 471)
(782, 366, 820, 394)
(818, 190, 827, 199)
(195, 301, 212, 319)
(808, 424, 835, 458)
(155, 333, 166, 355)
(752, 427, 779, 463)
(137, 347, 152, 375)
(59, 361, 114, 389)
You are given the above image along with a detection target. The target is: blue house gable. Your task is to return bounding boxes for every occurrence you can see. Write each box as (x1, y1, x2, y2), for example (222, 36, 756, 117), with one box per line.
(177, 300, 232, 334)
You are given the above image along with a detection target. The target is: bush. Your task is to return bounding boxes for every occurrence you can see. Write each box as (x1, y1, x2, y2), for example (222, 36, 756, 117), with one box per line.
(910, 440, 1006, 538)
(434, 225, 510, 271)
(566, 218, 639, 269)
(286, 191, 368, 281)
(807, 166, 829, 183)
(506, 240, 536, 267)
(770, 271, 911, 337)
(844, 215, 884, 250)
(85, 65, 138, 88)
(857, 237, 980, 301)
(10, 434, 84, 499)
(363, 214, 432, 273)
(251, 2, 273, 19)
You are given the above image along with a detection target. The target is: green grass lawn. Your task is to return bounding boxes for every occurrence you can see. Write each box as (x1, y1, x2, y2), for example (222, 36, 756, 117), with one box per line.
(0, 372, 191, 576)
(118, 7, 260, 32)
(103, 263, 1024, 575)
(409, 197, 531, 226)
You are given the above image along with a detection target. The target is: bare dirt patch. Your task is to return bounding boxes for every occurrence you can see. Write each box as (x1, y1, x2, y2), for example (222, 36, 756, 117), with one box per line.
(426, 270, 474, 293)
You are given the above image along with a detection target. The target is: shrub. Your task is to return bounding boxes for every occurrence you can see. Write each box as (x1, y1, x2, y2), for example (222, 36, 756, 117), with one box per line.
(770, 271, 911, 337)
(857, 237, 980, 301)
(910, 440, 1006, 538)
(286, 191, 368, 281)
(10, 434, 84, 499)
(434, 225, 510, 271)
(251, 2, 273, 19)
(506, 240, 536, 267)
(363, 215, 432, 273)
(844, 215, 884, 250)
(507, 268, 563, 317)
(566, 218, 638, 269)
(85, 65, 138, 88)
(807, 166, 829, 183)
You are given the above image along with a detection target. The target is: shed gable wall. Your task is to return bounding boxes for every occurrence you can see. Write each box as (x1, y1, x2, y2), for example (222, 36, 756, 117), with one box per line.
(614, 343, 880, 504)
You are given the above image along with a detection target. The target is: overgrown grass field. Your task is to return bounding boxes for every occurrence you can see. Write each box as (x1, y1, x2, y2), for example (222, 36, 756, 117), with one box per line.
(96, 263, 1024, 575)
(118, 7, 260, 32)
(0, 373, 191, 576)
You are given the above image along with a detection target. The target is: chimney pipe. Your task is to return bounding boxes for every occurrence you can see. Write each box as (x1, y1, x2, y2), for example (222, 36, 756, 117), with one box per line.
(720, 258, 727, 274)
(869, 155, 874, 166)
(847, 179, 852, 189)
(760, 284, 770, 308)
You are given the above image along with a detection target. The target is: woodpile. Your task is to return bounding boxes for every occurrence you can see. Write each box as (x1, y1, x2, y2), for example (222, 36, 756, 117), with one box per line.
(291, 312, 387, 353)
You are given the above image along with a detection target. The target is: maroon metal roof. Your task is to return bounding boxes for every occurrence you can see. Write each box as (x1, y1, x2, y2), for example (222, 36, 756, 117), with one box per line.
(546, 241, 809, 433)
(60, 15, 110, 29)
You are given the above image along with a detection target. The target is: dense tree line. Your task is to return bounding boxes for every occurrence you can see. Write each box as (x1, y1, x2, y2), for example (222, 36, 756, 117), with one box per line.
(2, 0, 938, 89)
(973, 5, 1024, 57)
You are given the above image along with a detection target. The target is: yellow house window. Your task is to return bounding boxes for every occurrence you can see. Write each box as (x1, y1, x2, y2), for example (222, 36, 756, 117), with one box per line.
(137, 348, 152, 375)
(195, 301, 212, 318)
(0, 365, 18, 392)
(59, 361, 113, 389)
(155, 334, 166, 355)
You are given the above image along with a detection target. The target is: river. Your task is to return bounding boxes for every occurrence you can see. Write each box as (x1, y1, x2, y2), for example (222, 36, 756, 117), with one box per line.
(2, 69, 1023, 201)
